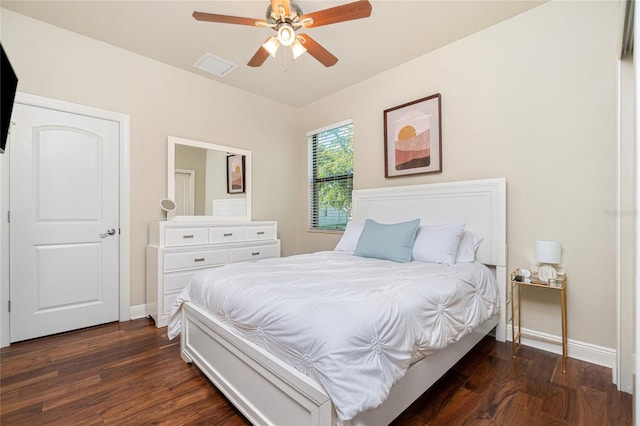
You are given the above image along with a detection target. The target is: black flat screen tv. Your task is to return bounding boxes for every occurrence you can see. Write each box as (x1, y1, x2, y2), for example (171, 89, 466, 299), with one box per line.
(1, 43, 18, 154)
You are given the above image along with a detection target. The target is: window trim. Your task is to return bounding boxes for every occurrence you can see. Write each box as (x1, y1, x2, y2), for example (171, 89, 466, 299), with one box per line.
(306, 118, 354, 138)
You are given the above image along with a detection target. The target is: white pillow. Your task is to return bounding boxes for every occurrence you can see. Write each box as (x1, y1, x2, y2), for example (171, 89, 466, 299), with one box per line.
(412, 223, 465, 264)
(456, 230, 484, 263)
(334, 221, 364, 251)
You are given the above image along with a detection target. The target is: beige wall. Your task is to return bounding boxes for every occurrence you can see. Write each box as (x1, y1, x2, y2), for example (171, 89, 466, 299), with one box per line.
(294, 1, 621, 349)
(0, 9, 300, 307)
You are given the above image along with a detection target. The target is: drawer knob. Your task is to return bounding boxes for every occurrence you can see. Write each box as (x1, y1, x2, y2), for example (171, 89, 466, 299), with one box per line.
(223, 233, 233, 237)
(194, 257, 205, 262)
(257, 231, 265, 235)
(183, 234, 194, 239)
(251, 252, 260, 256)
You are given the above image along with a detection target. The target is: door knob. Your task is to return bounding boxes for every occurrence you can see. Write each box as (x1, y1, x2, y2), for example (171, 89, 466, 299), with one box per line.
(100, 228, 117, 237)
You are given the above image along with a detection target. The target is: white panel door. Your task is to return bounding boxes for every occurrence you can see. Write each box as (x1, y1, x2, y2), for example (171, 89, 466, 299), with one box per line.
(174, 169, 194, 216)
(9, 103, 119, 342)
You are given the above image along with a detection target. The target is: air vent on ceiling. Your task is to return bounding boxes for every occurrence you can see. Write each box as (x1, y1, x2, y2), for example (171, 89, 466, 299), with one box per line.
(193, 53, 237, 78)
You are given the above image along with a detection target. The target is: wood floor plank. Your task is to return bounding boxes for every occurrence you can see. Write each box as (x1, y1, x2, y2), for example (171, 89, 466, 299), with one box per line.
(1, 372, 101, 413)
(0, 319, 633, 425)
(428, 386, 485, 425)
(468, 379, 520, 424)
(0, 369, 59, 393)
(391, 369, 466, 424)
(541, 382, 578, 423)
(501, 390, 544, 425)
(100, 374, 209, 423)
(0, 402, 45, 425)
(124, 384, 223, 424)
(462, 354, 509, 394)
(0, 323, 158, 379)
(552, 356, 611, 393)
(451, 335, 495, 378)
(608, 384, 633, 426)
(575, 384, 607, 426)
(40, 374, 104, 411)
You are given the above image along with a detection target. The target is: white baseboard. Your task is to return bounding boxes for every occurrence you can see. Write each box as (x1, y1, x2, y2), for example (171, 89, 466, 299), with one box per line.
(129, 304, 148, 320)
(506, 325, 616, 379)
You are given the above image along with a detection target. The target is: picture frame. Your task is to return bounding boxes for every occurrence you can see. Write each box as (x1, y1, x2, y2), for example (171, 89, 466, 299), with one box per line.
(227, 154, 245, 194)
(383, 93, 442, 178)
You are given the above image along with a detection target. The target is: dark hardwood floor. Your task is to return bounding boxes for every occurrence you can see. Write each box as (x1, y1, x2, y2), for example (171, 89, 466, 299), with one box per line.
(0, 318, 632, 425)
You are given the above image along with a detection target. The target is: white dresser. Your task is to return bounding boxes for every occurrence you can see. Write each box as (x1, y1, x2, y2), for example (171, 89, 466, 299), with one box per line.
(146, 220, 280, 327)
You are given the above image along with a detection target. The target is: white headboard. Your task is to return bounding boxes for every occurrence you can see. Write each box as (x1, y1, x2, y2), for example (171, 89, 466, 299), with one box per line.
(352, 178, 506, 267)
(352, 178, 507, 341)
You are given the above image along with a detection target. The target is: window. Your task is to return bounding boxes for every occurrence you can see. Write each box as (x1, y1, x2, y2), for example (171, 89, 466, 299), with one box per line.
(308, 120, 353, 231)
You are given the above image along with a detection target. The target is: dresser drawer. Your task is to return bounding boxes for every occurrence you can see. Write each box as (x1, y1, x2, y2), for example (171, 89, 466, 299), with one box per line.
(165, 227, 209, 247)
(245, 225, 276, 241)
(164, 270, 196, 293)
(164, 249, 227, 272)
(209, 226, 245, 243)
(163, 292, 180, 315)
(229, 244, 278, 263)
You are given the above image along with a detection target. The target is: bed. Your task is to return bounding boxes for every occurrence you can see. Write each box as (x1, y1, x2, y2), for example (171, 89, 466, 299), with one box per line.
(168, 178, 507, 425)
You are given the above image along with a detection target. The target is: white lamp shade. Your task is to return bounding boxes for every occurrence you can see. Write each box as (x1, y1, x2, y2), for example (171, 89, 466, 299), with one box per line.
(291, 39, 307, 59)
(262, 36, 280, 57)
(536, 240, 561, 264)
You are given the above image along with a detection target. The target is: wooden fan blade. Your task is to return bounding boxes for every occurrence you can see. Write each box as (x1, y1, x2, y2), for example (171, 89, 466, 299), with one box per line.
(247, 40, 271, 67)
(300, 0, 372, 28)
(193, 11, 265, 27)
(298, 34, 338, 67)
(270, 0, 291, 17)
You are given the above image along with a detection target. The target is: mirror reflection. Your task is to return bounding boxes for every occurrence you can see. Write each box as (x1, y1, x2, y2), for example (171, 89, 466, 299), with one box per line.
(168, 136, 251, 222)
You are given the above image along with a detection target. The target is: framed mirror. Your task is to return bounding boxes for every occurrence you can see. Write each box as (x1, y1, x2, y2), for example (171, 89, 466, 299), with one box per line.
(167, 136, 251, 222)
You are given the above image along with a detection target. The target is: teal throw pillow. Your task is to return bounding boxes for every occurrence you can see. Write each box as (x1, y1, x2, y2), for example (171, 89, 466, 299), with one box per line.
(354, 218, 420, 263)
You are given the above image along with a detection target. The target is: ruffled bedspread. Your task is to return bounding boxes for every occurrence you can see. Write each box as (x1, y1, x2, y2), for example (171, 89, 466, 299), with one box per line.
(168, 251, 498, 421)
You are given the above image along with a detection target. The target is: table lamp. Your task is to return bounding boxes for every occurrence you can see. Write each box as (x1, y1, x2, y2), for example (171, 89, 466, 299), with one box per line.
(536, 240, 561, 283)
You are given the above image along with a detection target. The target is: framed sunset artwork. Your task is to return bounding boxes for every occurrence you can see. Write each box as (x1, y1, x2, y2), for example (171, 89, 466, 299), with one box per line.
(227, 154, 245, 194)
(383, 93, 442, 178)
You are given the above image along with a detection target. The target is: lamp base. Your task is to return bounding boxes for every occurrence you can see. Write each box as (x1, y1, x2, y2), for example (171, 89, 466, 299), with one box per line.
(538, 264, 557, 283)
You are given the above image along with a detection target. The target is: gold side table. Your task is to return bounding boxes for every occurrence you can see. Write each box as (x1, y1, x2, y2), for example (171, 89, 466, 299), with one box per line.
(511, 270, 567, 373)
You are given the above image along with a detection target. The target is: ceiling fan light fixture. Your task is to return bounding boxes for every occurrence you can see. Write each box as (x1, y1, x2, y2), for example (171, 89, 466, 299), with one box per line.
(291, 38, 306, 60)
(192, 0, 373, 68)
(262, 36, 280, 57)
(277, 24, 296, 46)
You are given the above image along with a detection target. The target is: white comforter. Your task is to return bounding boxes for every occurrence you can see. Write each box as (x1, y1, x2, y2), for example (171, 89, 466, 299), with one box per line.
(168, 251, 498, 421)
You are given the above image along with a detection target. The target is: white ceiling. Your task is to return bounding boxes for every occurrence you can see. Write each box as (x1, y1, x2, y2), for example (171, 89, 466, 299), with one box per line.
(1, 1, 546, 107)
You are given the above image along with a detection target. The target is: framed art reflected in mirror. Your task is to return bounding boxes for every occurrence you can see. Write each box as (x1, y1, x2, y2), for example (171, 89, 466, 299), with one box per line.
(227, 154, 245, 194)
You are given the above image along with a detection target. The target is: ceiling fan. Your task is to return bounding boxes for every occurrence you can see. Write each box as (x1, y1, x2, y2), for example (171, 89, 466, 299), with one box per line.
(192, 0, 373, 68)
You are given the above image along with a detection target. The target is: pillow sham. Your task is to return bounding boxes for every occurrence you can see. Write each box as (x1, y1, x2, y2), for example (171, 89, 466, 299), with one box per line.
(456, 230, 484, 263)
(412, 223, 465, 265)
(354, 218, 420, 263)
(334, 220, 364, 251)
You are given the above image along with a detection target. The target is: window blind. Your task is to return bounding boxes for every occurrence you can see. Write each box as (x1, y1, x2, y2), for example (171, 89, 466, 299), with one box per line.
(308, 120, 353, 231)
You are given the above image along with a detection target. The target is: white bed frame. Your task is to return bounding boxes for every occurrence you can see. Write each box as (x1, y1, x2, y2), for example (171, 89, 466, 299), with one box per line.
(179, 178, 507, 425)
